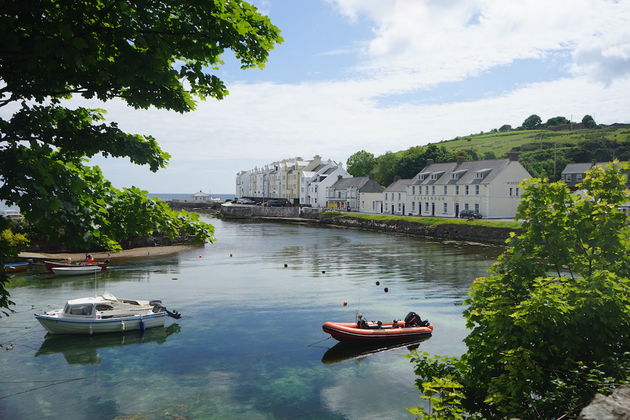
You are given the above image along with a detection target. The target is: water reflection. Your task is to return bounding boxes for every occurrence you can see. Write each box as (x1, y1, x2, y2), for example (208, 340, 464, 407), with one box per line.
(321, 336, 431, 365)
(35, 324, 181, 365)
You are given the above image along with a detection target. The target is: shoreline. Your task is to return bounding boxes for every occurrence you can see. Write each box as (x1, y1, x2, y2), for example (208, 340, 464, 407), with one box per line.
(18, 244, 202, 261)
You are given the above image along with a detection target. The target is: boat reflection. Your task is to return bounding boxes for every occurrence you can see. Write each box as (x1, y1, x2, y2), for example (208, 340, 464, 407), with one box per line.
(35, 323, 181, 365)
(321, 336, 431, 365)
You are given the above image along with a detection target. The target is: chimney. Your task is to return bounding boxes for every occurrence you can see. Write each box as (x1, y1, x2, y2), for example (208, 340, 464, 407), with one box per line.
(426, 158, 434, 166)
(507, 152, 519, 161)
(456, 156, 465, 164)
(368, 173, 374, 180)
(338, 175, 343, 180)
(394, 175, 401, 181)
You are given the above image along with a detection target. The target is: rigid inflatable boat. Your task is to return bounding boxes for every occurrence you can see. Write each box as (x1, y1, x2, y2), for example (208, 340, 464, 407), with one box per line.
(322, 312, 433, 343)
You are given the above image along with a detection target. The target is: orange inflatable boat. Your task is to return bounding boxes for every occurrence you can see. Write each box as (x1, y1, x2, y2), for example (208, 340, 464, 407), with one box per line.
(322, 312, 433, 343)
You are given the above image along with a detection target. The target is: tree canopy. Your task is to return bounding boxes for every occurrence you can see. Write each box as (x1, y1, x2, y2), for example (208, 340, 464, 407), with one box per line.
(0, 0, 283, 314)
(582, 114, 597, 128)
(521, 114, 542, 129)
(409, 162, 630, 419)
(346, 150, 376, 177)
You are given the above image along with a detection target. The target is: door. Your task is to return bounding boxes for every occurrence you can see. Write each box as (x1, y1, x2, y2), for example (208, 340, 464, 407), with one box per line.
(455, 203, 460, 218)
(431, 202, 435, 216)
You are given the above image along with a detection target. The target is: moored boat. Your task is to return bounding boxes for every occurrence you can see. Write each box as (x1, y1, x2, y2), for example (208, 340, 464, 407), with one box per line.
(51, 266, 103, 276)
(44, 260, 109, 271)
(4, 262, 30, 272)
(34, 293, 182, 335)
(322, 312, 433, 343)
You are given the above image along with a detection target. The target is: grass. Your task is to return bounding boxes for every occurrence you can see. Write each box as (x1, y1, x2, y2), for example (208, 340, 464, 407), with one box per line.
(322, 211, 522, 229)
(438, 126, 630, 157)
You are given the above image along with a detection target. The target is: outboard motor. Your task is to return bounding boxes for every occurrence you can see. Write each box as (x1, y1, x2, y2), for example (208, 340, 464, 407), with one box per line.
(152, 302, 182, 319)
(404, 311, 423, 327)
(356, 313, 369, 329)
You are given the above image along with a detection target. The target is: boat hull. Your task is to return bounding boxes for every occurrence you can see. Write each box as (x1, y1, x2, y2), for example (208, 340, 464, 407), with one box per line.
(322, 321, 433, 343)
(45, 260, 108, 271)
(35, 312, 167, 335)
(51, 266, 102, 276)
(4, 262, 30, 272)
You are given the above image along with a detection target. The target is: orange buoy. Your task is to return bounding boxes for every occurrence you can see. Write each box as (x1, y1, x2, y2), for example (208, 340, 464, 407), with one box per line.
(343, 301, 348, 306)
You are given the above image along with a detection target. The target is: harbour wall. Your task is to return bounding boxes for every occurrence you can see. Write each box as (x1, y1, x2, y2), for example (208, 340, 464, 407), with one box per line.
(219, 205, 517, 245)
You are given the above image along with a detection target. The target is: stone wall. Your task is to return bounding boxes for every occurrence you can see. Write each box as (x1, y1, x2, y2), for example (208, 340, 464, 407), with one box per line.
(319, 214, 517, 245)
(220, 204, 301, 218)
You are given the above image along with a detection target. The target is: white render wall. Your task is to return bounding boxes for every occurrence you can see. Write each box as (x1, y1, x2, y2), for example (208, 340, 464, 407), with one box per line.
(360, 192, 384, 214)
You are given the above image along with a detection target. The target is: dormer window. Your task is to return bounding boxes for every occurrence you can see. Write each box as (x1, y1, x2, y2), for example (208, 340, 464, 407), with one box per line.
(419, 173, 430, 181)
(474, 169, 491, 179)
(451, 170, 466, 180)
(430, 171, 444, 180)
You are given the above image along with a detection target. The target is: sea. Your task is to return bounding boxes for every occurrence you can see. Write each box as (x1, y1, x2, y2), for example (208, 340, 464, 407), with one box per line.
(0, 193, 235, 212)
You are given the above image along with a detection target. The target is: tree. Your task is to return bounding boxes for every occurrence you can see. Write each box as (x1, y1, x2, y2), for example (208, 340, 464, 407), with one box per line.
(545, 115, 571, 127)
(522, 114, 542, 129)
(582, 114, 597, 128)
(346, 150, 376, 177)
(498, 124, 512, 132)
(371, 152, 401, 186)
(410, 162, 630, 418)
(0, 1, 283, 314)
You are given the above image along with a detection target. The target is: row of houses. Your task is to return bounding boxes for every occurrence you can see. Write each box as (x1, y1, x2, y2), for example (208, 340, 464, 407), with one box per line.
(236, 155, 627, 219)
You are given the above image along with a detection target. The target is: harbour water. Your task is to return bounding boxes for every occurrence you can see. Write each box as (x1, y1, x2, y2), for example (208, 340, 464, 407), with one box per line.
(0, 216, 500, 419)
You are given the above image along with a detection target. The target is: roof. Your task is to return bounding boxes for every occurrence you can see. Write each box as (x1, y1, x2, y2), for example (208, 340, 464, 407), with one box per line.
(330, 177, 384, 193)
(561, 163, 594, 174)
(384, 179, 413, 192)
(192, 191, 210, 197)
(412, 159, 514, 186)
(330, 177, 367, 190)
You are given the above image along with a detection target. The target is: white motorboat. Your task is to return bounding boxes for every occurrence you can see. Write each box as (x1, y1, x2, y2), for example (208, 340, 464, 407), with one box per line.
(52, 266, 103, 276)
(34, 293, 181, 335)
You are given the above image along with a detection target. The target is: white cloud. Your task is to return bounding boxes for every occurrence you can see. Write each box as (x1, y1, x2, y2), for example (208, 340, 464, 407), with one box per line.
(328, 0, 630, 87)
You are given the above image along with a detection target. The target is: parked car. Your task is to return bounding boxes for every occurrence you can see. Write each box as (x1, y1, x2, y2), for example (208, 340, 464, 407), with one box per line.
(267, 199, 288, 207)
(459, 209, 482, 219)
(236, 198, 256, 205)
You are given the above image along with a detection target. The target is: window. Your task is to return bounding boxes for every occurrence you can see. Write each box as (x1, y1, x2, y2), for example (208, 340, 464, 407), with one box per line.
(398, 203, 401, 211)
(456, 185, 460, 195)
(475, 203, 479, 212)
(516, 188, 519, 197)
(412, 186, 415, 195)
(465, 203, 469, 210)
(425, 186, 429, 195)
(475, 185, 480, 195)
(412, 201, 415, 211)
(444, 185, 447, 195)
(443, 203, 448, 213)
(465, 185, 469, 195)
(398, 193, 401, 200)
(385, 193, 388, 200)
(509, 187, 513, 196)
(432, 186, 435, 195)
(425, 202, 429, 211)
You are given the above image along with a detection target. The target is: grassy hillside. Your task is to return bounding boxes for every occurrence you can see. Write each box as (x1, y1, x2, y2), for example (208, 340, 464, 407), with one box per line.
(436, 125, 630, 158)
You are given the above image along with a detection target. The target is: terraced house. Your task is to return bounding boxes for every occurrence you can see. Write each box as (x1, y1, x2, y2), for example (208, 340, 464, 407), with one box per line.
(408, 153, 531, 219)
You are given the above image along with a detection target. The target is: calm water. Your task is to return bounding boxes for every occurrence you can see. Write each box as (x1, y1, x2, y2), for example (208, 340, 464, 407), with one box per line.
(0, 217, 500, 419)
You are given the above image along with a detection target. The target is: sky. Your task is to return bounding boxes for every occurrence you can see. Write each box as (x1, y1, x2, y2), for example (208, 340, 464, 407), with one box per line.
(18, 0, 630, 193)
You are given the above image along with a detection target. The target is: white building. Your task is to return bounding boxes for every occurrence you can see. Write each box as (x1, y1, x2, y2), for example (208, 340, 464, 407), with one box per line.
(408, 154, 531, 219)
(383, 178, 413, 215)
(359, 192, 384, 214)
(301, 162, 350, 207)
(327, 176, 384, 211)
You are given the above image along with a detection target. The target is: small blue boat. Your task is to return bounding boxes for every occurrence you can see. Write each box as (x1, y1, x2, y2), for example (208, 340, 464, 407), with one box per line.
(4, 262, 30, 272)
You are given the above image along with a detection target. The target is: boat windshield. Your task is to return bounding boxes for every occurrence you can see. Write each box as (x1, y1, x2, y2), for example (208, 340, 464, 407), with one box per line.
(64, 303, 94, 316)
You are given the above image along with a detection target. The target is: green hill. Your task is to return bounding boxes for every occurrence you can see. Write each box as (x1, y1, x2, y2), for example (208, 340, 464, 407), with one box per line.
(437, 125, 630, 158)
